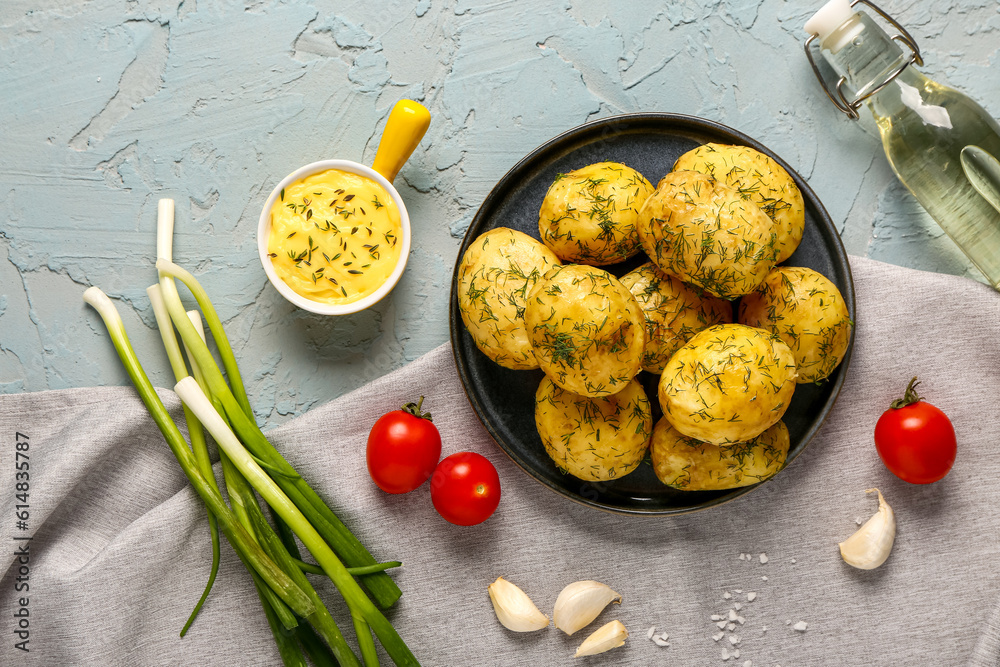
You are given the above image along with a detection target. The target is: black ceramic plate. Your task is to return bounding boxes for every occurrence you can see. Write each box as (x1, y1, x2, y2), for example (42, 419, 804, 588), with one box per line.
(449, 113, 855, 516)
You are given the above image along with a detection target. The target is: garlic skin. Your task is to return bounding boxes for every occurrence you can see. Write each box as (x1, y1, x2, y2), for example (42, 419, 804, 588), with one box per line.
(488, 577, 550, 632)
(838, 488, 896, 569)
(553, 580, 622, 635)
(574, 620, 628, 657)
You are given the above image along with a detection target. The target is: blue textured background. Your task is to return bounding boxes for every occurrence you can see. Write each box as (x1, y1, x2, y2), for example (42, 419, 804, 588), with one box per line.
(2, 0, 998, 427)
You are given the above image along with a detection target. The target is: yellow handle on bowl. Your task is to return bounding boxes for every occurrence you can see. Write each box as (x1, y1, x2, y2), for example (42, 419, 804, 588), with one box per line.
(371, 100, 431, 184)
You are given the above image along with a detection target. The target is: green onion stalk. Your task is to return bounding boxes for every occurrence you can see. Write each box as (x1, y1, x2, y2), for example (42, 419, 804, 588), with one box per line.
(189, 362, 357, 665)
(178, 304, 319, 665)
(160, 312, 373, 663)
(81, 287, 314, 621)
(83, 198, 419, 664)
(153, 200, 309, 658)
(146, 284, 221, 637)
(85, 286, 417, 665)
(175, 377, 418, 667)
(154, 257, 402, 611)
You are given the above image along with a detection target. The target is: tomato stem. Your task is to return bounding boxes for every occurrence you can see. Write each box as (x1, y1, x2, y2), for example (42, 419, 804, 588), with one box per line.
(402, 396, 433, 421)
(889, 376, 922, 410)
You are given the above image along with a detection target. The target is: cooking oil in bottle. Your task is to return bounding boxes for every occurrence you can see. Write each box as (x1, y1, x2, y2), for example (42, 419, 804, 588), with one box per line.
(804, 0, 1000, 288)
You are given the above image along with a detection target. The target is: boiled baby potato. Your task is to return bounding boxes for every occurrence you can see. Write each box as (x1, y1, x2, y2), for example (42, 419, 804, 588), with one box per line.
(535, 376, 652, 482)
(457, 227, 561, 370)
(524, 264, 645, 397)
(538, 162, 655, 265)
(673, 143, 805, 263)
(650, 418, 789, 490)
(619, 262, 733, 374)
(658, 323, 796, 445)
(738, 266, 853, 383)
(638, 171, 777, 299)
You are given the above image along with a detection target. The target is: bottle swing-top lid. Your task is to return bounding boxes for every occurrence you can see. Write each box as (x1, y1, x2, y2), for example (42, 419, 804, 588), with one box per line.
(803, 0, 924, 119)
(804, 0, 862, 51)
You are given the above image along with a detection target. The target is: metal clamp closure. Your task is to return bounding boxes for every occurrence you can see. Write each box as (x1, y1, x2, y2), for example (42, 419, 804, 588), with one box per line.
(804, 0, 924, 120)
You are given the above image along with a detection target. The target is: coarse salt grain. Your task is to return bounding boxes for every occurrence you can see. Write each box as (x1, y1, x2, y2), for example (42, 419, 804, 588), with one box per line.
(646, 626, 656, 639)
(762, 626, 768, 633)
(737, 616, 746, 625)
(729, 609, 738, 621)
(723, 592, 732, 599)
(734, 589, 743, 594)
(794, 621, 808, 632)
(722, 648, 730, 660)
(747, 592, 757, 602)
(791, 558, 797, 564)
(713, 632, 725, 641)
(733, 650, 740, 659)
(761, 576, 768, 581)
(734, 602, 743, 611)
(653, 635, 670, 647)
(743, 661, 752, 667)
(729, 634, 740, 645)
(717, 620, 728, 630)
(711, 614, 724, 621)
(759, 553, 768, 563)
(727, 622, 736, 631)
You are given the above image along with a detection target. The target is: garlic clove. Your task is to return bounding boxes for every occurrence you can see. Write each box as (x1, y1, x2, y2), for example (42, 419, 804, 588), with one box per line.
(838, 488, 896, 569)
(574, 620, 628, 657)
(553, 580, 622, 635)
(487, 577, 550, 632)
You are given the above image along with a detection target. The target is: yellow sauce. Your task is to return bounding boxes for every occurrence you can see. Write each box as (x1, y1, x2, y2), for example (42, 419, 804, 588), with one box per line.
(267, 169, 402, 305)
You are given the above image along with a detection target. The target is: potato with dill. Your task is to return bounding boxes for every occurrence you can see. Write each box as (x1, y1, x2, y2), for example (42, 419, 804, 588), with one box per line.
(637, 171, 777, 299)
(673, 143, 805, 263)
(457, 227, 561, 370)
(535, 376, 652, 482)
(524, 264, 645, 397)
(658, 323, 796, 445)
(738, 266, 853, 384)
(619, 262, 733, 374)
(538, 162, 655, 265)
(650, 418, 789, 490)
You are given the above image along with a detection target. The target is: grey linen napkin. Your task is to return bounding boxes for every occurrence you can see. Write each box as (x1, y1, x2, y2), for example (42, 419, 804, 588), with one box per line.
(3, 254, 1000, 666)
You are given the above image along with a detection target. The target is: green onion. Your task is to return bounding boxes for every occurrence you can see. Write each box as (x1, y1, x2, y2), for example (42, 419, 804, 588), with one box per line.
(294, 559, 403, 577)
(84, 198, 419, 664)
(147, 284, 222, 637)
(82, 287, 314, 619)
(174, 378, 418, 667)
(179, 307, 311, 665)
(155, 257, 402, 610)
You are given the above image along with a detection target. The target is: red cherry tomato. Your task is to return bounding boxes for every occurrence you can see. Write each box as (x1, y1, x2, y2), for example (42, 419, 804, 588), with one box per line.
(366, 397, 442, 494)
(430, 452, 501, 526)
(874, 377, 956, 484)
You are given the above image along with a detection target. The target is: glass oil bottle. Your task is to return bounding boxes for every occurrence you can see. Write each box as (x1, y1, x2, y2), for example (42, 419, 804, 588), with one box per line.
(804, 0, 1000, 288)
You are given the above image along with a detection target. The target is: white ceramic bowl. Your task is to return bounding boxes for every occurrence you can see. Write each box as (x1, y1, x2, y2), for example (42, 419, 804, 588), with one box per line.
(256, 159, 412, 315)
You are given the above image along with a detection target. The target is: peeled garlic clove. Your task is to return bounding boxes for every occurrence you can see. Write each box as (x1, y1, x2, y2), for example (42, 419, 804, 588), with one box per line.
(838, 488, 896, 569)
(574, 620, 628, 657)
(488, 577, 550, 632)
(553, 580, 622, 635)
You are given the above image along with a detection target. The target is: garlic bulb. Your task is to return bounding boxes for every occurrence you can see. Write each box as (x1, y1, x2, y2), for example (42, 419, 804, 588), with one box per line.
(838, 488, 896, 569)
(574, 620, 628, 657)
(487, 577, 550, 632)
(553, 580, 622, 635)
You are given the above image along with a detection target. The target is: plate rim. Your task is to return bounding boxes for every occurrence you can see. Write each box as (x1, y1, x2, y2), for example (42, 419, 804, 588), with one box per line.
(448, 111, 856, 516)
